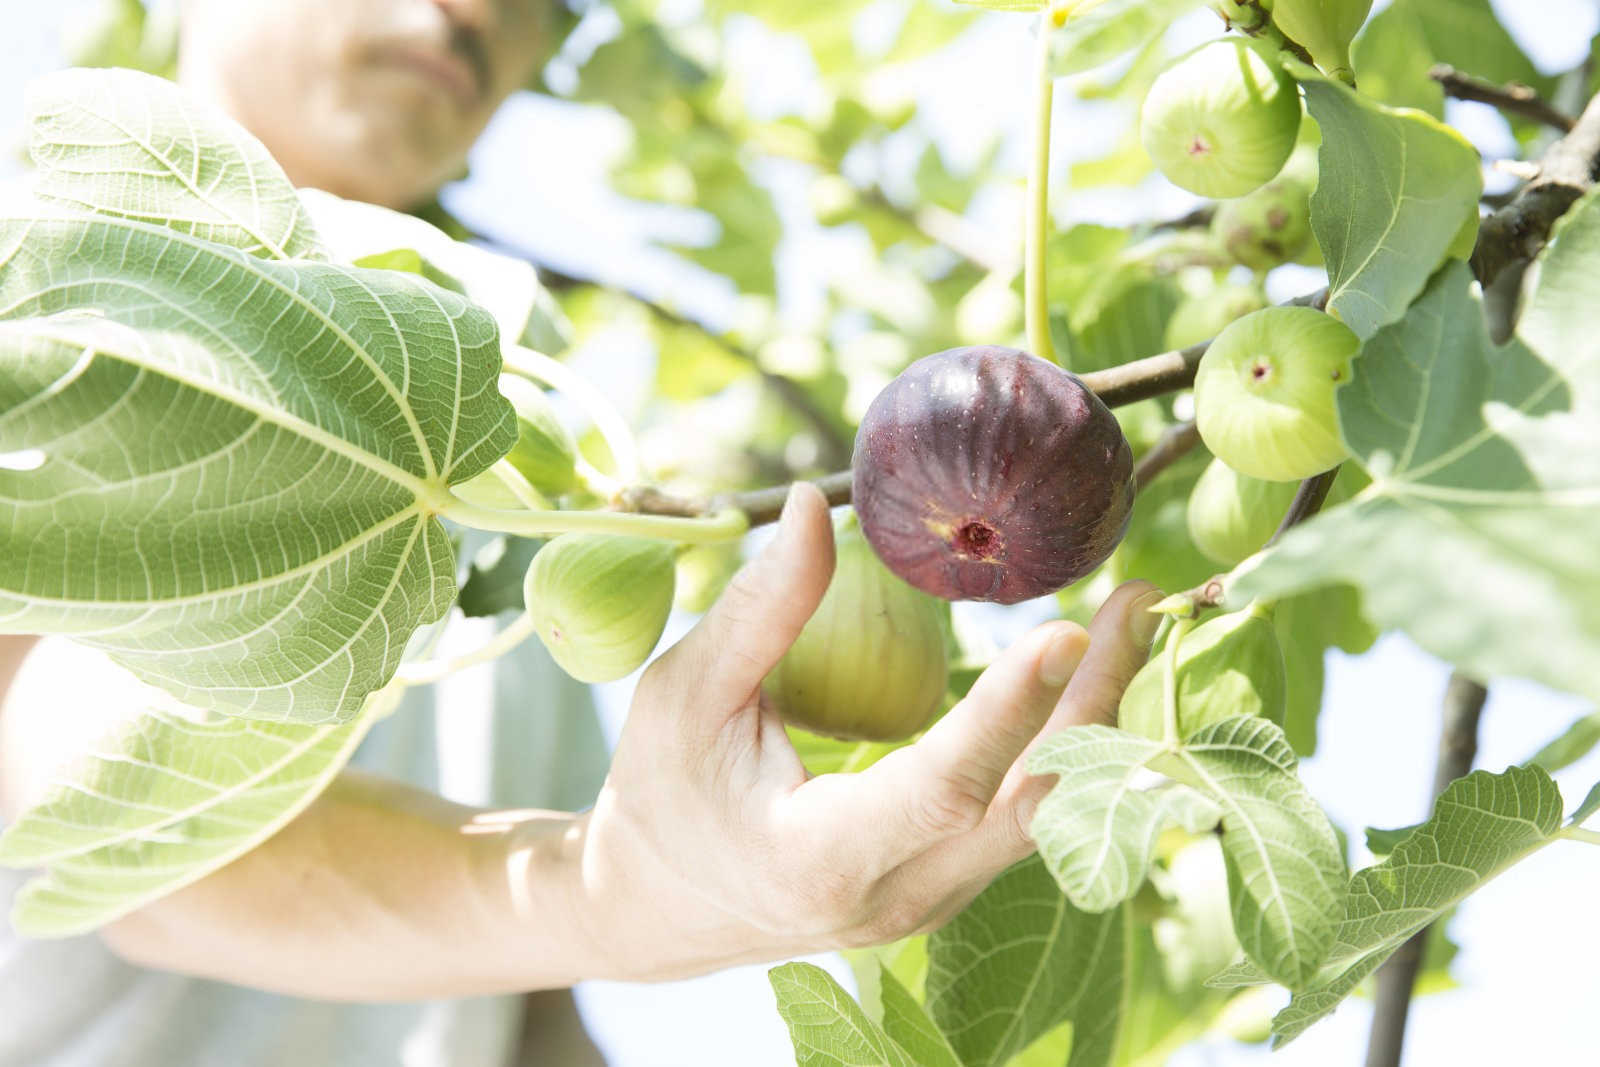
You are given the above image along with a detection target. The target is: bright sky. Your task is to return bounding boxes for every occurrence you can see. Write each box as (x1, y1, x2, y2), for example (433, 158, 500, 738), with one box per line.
(2, 1, 1599, 1064)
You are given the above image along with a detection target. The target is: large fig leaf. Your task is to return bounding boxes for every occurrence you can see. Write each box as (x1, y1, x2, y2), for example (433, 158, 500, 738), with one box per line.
(0, 683, 396, 936)
(1300, 71, 1481, 338)
(26, 67, 324, 260)
(1231, 193, 1600, 703)
(1263, 766, 1565, 1044)
(926, 855, 1123, 1067)
(0, 211, 513, 722)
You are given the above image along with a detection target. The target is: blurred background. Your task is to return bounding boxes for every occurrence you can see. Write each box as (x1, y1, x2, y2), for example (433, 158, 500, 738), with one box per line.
(3, 0, 1600, 1063)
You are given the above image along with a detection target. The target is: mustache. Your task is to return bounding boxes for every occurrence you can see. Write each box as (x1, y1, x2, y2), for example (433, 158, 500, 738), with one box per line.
(447, 23, 493, 99)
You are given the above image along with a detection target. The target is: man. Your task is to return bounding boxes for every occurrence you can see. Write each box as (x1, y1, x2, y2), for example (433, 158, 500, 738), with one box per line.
(0, 2, 1164, 1064)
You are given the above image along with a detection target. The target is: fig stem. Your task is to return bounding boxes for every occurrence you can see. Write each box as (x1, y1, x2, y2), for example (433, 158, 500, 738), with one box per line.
(440, 496, 750, 544)
(1429, 64, 1574, 133)
(488, 460, 551, 511)
(1024, 9, 1057, 365)
(1132, 420, 1202, 493)
(1564, 828, 1600, 846)
(502, 343, 642, 483)
(1162, 617, 1194, 744)
(394, 612, 540, 687)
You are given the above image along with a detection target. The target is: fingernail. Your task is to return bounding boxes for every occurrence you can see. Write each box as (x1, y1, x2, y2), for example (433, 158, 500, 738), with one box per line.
(1129, 589, 1166, 648)
(1039, 627, 1086, 687)
(776, 484, 803, 538)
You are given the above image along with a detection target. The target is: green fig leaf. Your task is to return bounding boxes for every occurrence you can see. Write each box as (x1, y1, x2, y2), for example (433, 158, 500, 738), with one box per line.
(1299, 71, 1481, 339)
(1530, 712, 1600, 774)
(1269, 766, 1565, 1045)
(1163, 718, 1347, 989)
(1230, 204, 1600, 704)
(1120, 608, 1288, 741)
(26, 67, 325, 260)
(926, 855, 1124, 1067)
(879, 967, 962, 1067)
(0, 683, 397, 935)
(1028, 726, 1206, 911)
(768, 962, 921, 1067)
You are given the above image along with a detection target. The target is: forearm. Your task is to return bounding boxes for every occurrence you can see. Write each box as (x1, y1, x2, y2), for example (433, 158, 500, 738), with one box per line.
(98, 768, 604, 1001)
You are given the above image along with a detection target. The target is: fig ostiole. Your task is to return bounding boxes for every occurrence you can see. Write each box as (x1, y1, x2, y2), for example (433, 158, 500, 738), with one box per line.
(499, 373, 581, 497)
(1140, 37, 1302, 199)
(852, 345, 1134, 604)
(764, 515, 948, 742)
(523, 533, 677, 683)
(1119, 602, 1287, 741)
(1193, 306, 1357, 482)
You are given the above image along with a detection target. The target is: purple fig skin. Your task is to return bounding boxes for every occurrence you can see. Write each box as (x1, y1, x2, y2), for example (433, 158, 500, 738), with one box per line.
(851, 346, 1135, 604)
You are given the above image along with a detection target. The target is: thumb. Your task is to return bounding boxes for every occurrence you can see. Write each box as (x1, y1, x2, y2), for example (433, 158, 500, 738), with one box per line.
(650, 482, 835, 736)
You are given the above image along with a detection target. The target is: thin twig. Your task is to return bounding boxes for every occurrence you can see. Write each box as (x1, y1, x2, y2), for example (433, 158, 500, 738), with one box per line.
(471, 234, 854, 470)
(1473, 90, 1600, 288)
(1364, 673, 1488, 1067)
(1133, 421, 1202, 492)
(1267, 467, 1340, 547)
(1429, 64, 1574, 133)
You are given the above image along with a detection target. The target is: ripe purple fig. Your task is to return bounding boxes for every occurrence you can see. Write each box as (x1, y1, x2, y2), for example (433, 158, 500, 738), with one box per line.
(851, 346, 1134, 604)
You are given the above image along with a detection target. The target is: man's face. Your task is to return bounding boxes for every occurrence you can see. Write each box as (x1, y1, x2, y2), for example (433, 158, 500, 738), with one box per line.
(180, 0, 553, 209)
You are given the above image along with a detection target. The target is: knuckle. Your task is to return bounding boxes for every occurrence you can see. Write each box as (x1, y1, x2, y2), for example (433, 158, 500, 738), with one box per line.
(914, 773, 992, 839)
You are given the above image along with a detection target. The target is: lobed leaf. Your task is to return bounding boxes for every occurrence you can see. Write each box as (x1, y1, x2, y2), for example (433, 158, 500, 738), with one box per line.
(1169, 718, 1347, 989)
(0, 685, 395, 935)
(769, 963, 921, 1067)
(1270, 765, 1564, 1044)
(926, 855, 1123, 1067)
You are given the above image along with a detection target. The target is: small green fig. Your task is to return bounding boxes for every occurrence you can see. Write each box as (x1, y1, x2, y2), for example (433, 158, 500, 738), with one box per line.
(1187, 459, 1355, 565)
(1211, 172, 1312, 271)
(1270, 0, 1373, 83)
(764, 515, 948, 742)
(1140, 38, 1302, 199)
(1119, 603, 1287, 740)
(1163, 283, 1268, 350)
(1185, 458, 1301, 566)
(524, 534, 676, 683)
(1193, 306, 1357, 482)
(499, 374, 580, 497)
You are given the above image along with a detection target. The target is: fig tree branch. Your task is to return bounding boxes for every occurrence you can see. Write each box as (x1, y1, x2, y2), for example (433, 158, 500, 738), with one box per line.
(1429, 64, 1574, 133)
(1363, 672, 1488, 1067)
(1132, 420, 1202, 492)
(1472, 88, 1600, 287)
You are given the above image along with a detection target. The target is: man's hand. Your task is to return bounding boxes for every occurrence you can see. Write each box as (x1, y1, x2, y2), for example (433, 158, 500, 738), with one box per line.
(574, 483, 1162, 980)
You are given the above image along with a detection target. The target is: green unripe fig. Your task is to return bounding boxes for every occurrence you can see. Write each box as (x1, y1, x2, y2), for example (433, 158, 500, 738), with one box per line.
(1193, 306, 1357, 482)
(1119, 603, 1287, 740)
(1211, 0, 1274, 34)
(1185, 458, 1300, 566)
(764, 515, 948, 742)
(1270, 0, 1373, 83)
(1140, 38, 1301, 199)
(524, 534, 676, 683)
(498, 375, 581, 496)
(1187, 459, 1356, 565)
(1163, 283, 1268, 350)
(1211, 173, 1312, 271)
